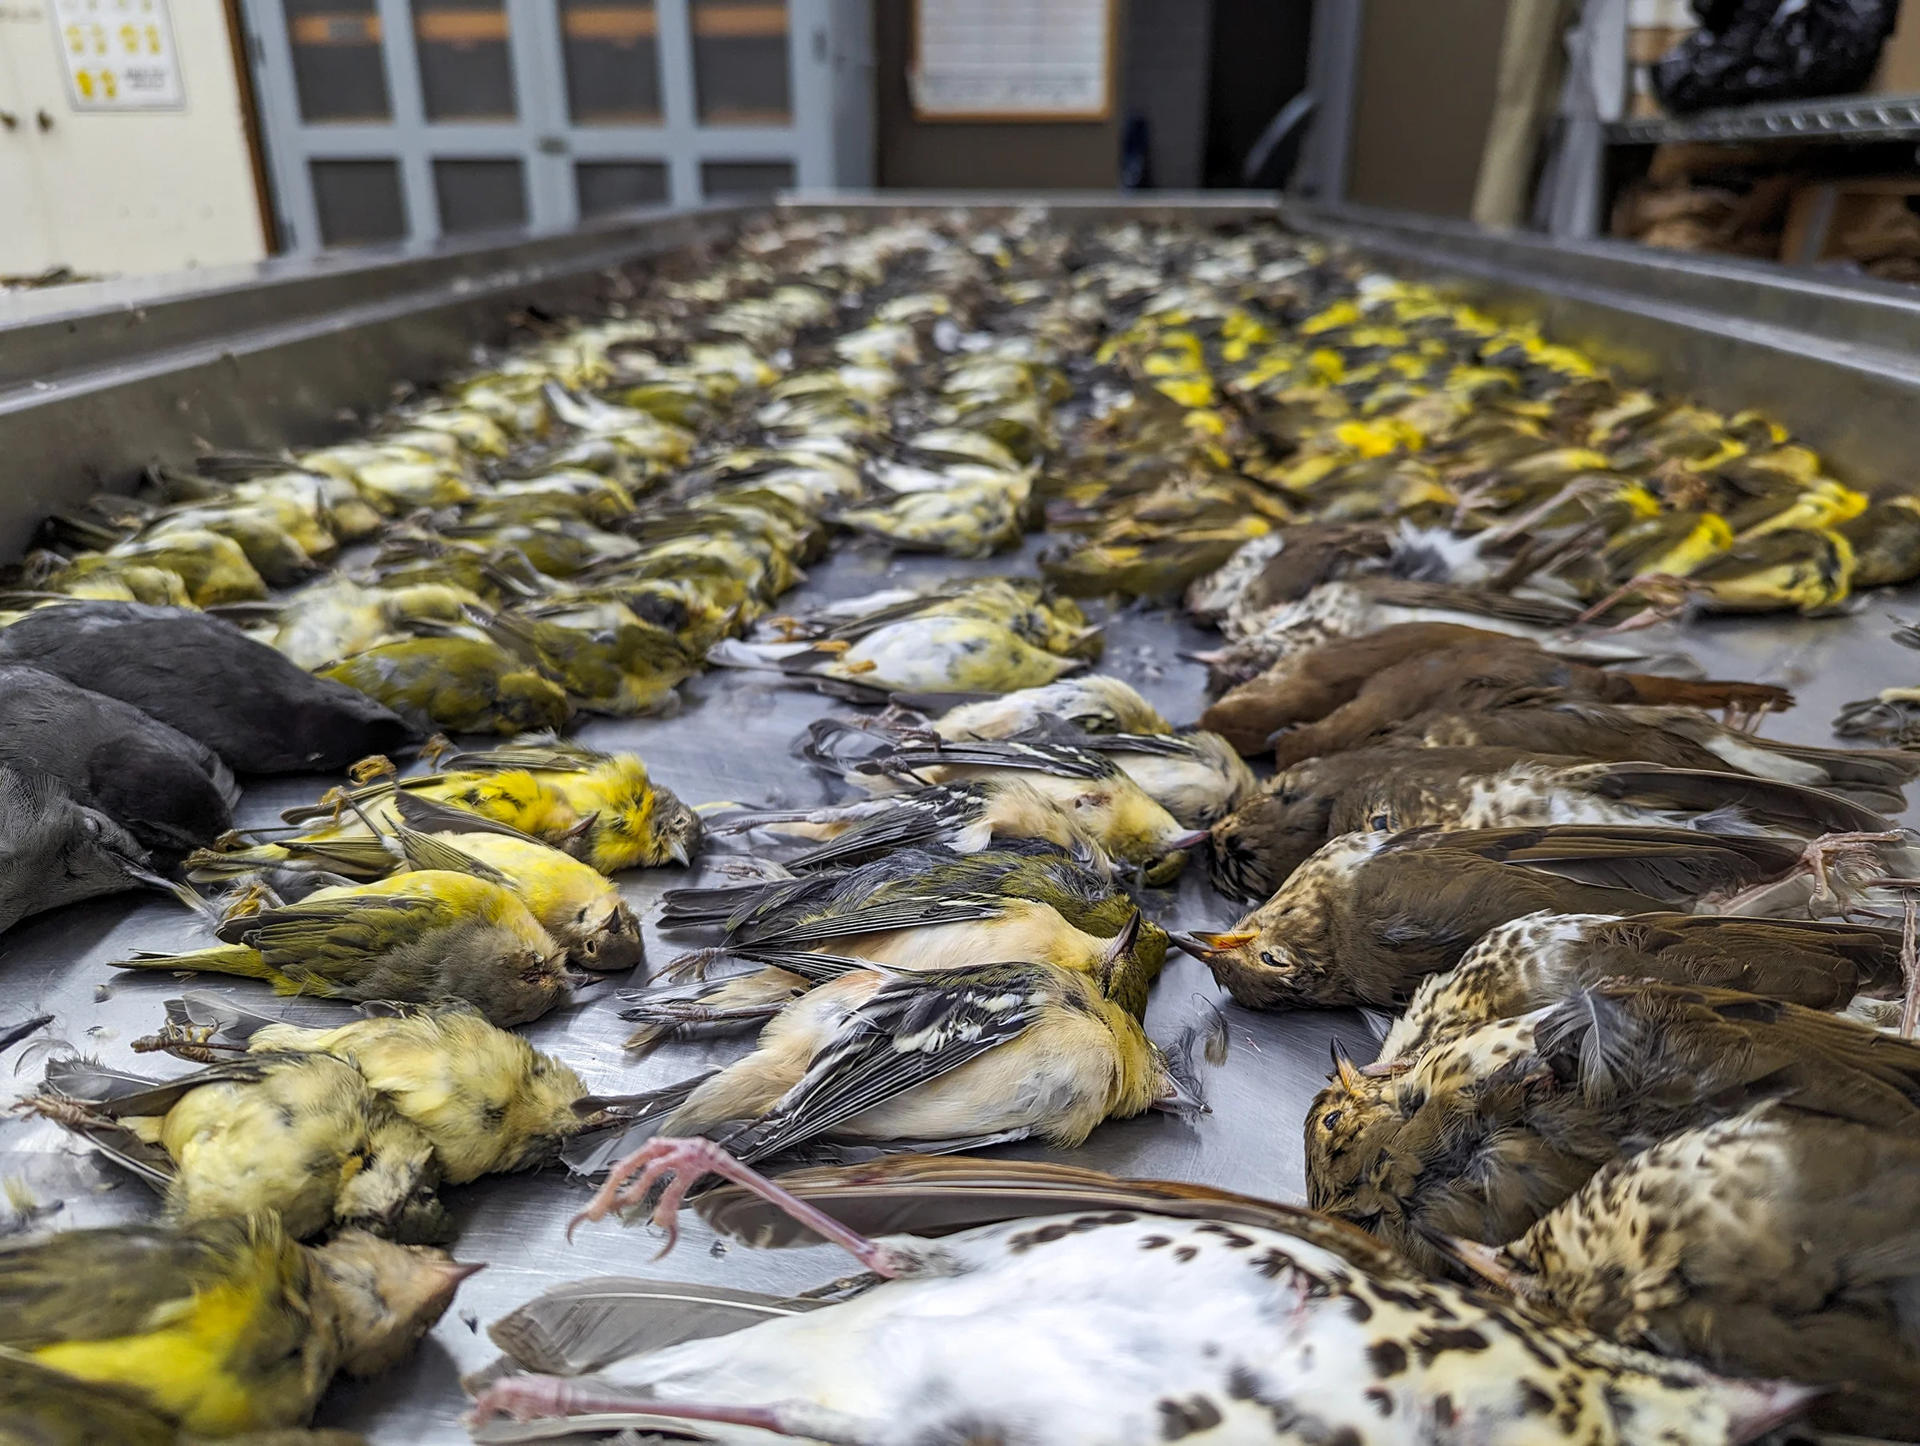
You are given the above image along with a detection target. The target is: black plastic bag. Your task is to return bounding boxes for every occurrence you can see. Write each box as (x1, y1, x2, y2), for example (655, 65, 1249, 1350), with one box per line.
(1652, 0, 1899, 114)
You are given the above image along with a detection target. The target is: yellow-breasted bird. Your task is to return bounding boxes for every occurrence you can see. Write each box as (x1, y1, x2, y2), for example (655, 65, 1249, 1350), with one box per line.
(151, 995, 600, 1186)
(630, 845, 1166, 1048)
(253, 737, 702, 875)
(795, 733, 1206, 877)
(193, 793, 644, 973)
(0, 1352, 371, 1446)
(25, 1052, 445, 1241)
(573, 949, 1195, 1177)
(1177, 825, 1832, 1011)
(472, 608, 701, 717)
(1454, 1104, 1920, 1438)
(472, 1144, 1812, 1444)
(709, 616, 1083, 699)
(927, 673, 1170, 739)
(110, 870, 575, 1026)
(319, 637, 573, 736)
(809, 718, 1255, 830)
(0, 1215, 473, 1433)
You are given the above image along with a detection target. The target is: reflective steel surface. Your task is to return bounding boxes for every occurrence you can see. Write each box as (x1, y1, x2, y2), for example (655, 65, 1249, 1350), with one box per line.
(2, 522, 1915, 1440)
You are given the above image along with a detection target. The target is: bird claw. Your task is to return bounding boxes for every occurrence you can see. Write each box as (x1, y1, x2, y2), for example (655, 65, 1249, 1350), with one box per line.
(566, 1136, 724, 1248)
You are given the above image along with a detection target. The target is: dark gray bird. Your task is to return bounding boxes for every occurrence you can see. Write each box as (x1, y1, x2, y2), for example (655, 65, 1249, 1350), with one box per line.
(0, 766, 149, 934)
(0, 602, 415, 772)
(0, 662, 237, 860)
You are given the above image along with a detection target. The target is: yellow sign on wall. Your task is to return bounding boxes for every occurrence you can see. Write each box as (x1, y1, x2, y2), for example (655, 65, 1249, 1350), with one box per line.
(52, 0, 183, 111)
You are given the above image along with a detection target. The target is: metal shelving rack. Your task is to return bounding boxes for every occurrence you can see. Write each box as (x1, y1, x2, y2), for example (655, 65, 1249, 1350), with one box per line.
(1607, 92, 1920, 146)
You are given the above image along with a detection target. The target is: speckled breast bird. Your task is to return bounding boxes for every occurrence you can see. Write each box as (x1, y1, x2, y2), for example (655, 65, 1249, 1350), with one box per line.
(1378, 910, 1907, 1064)
(1308, 982, 1920, 1274)
(466, 1144, 1811, 1444)
(1456, 1104, 1920, 1437)
(1192, 577, 1610, 691)
(1205, 746, 1887, 902)
(1411, 700, 1920, 810)
(1179, 825, 1816, 1011)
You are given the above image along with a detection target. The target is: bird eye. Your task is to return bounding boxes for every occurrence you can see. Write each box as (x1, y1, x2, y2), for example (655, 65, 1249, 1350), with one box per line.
(1322, 1110, 1342, 1130)
(1260, 950, 1285, 970)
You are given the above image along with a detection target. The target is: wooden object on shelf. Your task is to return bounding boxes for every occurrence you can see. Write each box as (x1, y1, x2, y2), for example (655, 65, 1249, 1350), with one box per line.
(1781, 175, 1920, 279)
(1872, 4, 1920, 92)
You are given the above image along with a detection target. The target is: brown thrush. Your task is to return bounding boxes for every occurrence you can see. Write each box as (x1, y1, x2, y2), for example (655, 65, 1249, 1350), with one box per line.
(1267, 639, 1794, 769)
(1413, 700, 1920, 810)
(1310, 981, 1920, 1274)
(1178, 825, 1815, 1012)
(1459, 1104, 1920, 1437)
(1206, 746, 1888, 902)
(1381, 910, 1908, 1064)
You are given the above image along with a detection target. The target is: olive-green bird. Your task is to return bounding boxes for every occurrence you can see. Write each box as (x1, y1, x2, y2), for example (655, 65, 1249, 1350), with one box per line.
(25, 1053, 446, 1242)
(151, 995, 600, 1186)
(0, 1216, 474, 1434)
(110, 870, 576, 1026)
(0, 1353, 369, 1446)
(320, 636, 573, 736)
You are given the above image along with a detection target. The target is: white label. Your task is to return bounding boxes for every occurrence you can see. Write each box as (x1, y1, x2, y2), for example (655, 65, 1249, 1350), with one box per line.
(912, 0, 1109, 119)
(51, 0, 184, 111)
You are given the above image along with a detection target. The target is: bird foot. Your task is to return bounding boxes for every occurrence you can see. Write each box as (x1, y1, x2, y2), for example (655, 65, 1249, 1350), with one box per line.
(466, 1376, 794, 1435)
(565, 1136, 911, 1278)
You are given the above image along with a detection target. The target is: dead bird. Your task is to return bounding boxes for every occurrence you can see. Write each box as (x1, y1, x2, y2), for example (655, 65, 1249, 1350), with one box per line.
(1379, 911, 1909, 1064)
(1410, 699, 1920, 810)
(1205, 746, 1889, 901)
(1454, 1104, 1920, 1438)
(0, 766, 152, 935)
(1312, 982, 1920, 1276)
(1179, 825, 1851, 1011)
(0, 602, 414, 773)
(469, 1145, 1813, 1445)
(1265, 638, 1793, 769)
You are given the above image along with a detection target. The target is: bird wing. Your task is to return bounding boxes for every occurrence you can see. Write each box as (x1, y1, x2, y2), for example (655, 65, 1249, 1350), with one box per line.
(724, 968, 1050, 1163)
(392, 826, 516, 890)
(1580, 764, 1890, 837)
(392, 790, 546, 843)
(736, 891, 1006, 947)
(43, 1054, 276, 1116)
(696, 1154, 1408, 1272)
(856, 737, 1116, 782)
(790, 789, 977, 871)
(1596, 915, 1904, 1006)
(229, 893, 445, 977)
(0, 1220, 256, 1347)
(486, 1278, 824, 1378)
(1398, 825, 1804, 901)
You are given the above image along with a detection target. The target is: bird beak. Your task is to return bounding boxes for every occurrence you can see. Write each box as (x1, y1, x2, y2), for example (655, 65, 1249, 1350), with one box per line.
(1166, 829, 1211, 850)
(1173, 928, 1257, 960)
(1435, 1235, 1520, 1294)
(1151, 1068, 1209, 1118)
(1262, 727, 1292, 750)
(562, 812, 600, 848)
(1101, 910, 1144, 967)
(666, 837, 691, 866)
(440, 1261, 488, 1287)
(1330, 1042, 1364, 1096)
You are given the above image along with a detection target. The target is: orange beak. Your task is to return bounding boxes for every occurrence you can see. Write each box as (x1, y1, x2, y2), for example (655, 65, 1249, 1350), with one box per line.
(1173, 928, 1258, 960)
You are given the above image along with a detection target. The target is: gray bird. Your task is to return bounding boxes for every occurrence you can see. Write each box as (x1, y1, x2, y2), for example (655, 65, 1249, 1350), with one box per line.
(0, 662, 237, 860)
(0, 766, 149, 934)
(0, 601, 415, 772)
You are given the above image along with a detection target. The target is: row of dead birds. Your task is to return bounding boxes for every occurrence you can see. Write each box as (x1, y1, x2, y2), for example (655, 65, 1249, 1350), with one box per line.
(1121, 505, 1920, 1435)
(3, 212, 1085, 747)
(1034, 226, 1920, 625)
(0, 211, 1127, 1443)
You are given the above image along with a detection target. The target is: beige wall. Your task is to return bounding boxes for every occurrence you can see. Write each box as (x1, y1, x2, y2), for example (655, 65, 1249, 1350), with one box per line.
(1345, 0, 1510, 218)
(0, 1, 267, 276)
